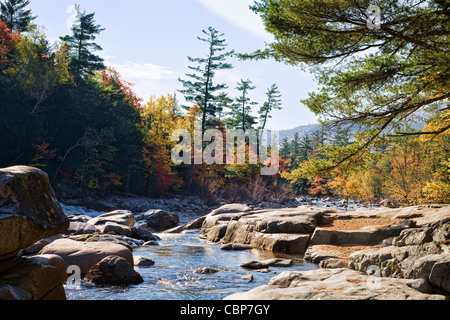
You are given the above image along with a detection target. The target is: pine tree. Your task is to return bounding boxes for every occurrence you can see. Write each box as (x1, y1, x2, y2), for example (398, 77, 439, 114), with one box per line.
(215, 92, 232, 123)
(290, 132, 301, 166)
(60, 4, 105, 79)
(251, 0, 450, 167)
(0, 0, 36, 32)
(332, 126, 352, 147)
(178, 26, 234, 133)
(258, 83, 282, 134)
(228, 79, 258, 132)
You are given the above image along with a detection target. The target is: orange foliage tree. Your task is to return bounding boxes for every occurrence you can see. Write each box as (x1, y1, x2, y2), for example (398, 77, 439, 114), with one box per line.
(0, 19, 15, 70)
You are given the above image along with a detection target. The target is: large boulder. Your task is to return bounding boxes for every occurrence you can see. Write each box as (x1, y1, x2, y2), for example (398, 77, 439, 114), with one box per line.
(100, 222, 133, 237)
(164, 216, 206, 234)
(0, 254, 67, 300)
(348, 218, 450, 294)
(209, 203, 252, 216)
(68, 233, 143, 251)
(87, 210, 135, 228)
(201, 206, 331, 255)
(137, 209, 179, 232)
(65, 221, 99, 235)
(39, 238, 133, 276)
(84, 255, 143, 285)
(404, 254, 450, 293)
(131, 226, 160, 242)
(0, 166, 69, 257)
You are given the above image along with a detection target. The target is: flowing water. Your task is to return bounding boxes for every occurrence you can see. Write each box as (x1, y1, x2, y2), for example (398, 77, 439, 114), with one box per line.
(61, 205, 319, 301)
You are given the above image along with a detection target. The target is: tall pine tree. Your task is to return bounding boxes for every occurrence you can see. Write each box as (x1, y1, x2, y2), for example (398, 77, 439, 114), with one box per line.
(0, 0, 35, 32)
(258, 83, 282, 135)
(178, 26, 234, 133)
(60, 4, 105, 79)
(228, 79, 258, 132)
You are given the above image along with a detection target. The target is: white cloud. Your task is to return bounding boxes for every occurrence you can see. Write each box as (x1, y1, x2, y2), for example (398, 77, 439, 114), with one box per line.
(103, 59, 181, 102)
(194, 0, 273, 42)
(107, 61, 178, 81)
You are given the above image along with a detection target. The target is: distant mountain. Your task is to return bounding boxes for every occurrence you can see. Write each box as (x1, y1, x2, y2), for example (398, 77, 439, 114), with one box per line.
(271, 123, 321, 142)
(271, 115, 429, 143)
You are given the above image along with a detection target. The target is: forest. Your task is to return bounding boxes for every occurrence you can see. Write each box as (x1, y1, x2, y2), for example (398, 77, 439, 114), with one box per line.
(0, 0, 449, 206)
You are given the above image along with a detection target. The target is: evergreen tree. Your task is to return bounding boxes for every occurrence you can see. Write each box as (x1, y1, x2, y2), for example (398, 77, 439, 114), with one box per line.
(290, 132, 301, 167)
(60, 4, 105, 79)
(228, 79, 258, 132)
(332, 126, 352, 147)
(280, 137, 291, 160)
(178, 26, 234, 133)
(258, 83, 282, 134)
(215, 92, 232, 123)
(299, 134, 313, 160)
(310, 127, 327, 148)
(0, 0, 35, 32)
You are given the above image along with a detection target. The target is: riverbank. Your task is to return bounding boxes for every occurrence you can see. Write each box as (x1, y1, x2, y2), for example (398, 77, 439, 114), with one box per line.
(1, 166, 448, 300)
(220, 205, 450, 300)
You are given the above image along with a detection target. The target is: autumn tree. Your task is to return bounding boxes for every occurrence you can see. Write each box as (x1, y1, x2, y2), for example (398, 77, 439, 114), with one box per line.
(178, 26, 234, 133)
(419, 112, 450, 203)
(139, 95, 186, 196)
(13, 26, 72, 114)
(0, 0, 35, 32)
(60, 4, 105, 79)
(327, 172, 362, 207)
(0, 18, 15, 71)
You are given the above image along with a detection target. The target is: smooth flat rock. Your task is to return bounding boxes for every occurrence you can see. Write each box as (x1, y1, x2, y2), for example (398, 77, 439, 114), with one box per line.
(201, 206, 331, 254)
(87, 210, 135, 228)
(241, 259, 294, 269)
(310, 221, 414, 247)
(39, 238, 133, 276)
(209, 204, 252, 216)
(225, 268, 447, 300)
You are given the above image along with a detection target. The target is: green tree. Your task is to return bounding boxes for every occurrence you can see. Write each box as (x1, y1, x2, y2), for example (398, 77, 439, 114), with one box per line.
(178, 26, 234, 133)
(215, 92, 233, 123)
(299, 134, 313, 161)
(290, 132, 301, 165)
(0, 0, 35, 32)
(258, 83, 282, 134)
(228, 79, 258, 132)
(332, 126, 352, 147)
(250, 0, 450, 168)
(60, 4, 105, 79)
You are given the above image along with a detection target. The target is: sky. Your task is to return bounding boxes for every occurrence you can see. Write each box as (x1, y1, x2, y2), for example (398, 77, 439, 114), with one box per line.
(29, 0, 319, 130)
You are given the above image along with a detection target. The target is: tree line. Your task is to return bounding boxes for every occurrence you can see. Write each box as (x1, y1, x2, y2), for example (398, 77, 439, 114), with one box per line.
(254, 0, 450, 205)
(0, 1, 286, 201)
(1, 0, 448, 205)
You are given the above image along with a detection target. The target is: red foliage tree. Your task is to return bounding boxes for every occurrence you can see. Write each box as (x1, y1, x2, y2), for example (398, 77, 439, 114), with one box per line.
(0, 19, 16, 69)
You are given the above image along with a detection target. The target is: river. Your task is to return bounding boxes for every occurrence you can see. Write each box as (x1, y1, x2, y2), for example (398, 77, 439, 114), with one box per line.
(61, 204, 319, 300)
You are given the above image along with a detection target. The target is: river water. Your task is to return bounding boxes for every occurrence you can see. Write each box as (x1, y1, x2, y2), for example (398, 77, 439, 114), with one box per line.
(61, 205, 320, 301)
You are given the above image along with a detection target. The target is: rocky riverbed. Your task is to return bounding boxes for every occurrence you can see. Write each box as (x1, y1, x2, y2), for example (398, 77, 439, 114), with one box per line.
(1, 166, 449, 300)
(218, 205, 450, 300)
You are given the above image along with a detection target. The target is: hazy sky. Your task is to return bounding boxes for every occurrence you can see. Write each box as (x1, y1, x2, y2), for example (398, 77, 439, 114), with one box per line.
(29, 0, 319, 130)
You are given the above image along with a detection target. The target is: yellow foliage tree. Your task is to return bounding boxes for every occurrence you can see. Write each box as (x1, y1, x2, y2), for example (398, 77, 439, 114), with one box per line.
(139, 94, 187, 196)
